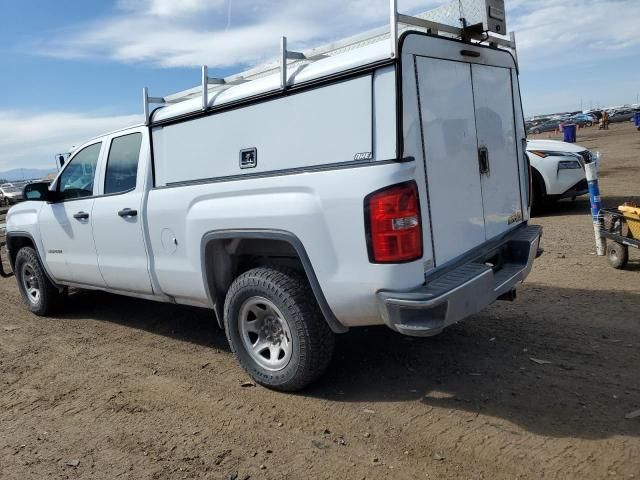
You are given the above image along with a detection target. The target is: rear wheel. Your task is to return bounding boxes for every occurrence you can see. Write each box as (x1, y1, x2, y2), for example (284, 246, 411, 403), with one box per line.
(224, 266, 335, 391)
(15, 247, 63, 315)
(607, 242, 629, 270)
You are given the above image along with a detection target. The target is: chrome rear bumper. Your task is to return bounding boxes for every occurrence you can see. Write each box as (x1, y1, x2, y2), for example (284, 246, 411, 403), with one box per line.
(377, 224, 542, 337)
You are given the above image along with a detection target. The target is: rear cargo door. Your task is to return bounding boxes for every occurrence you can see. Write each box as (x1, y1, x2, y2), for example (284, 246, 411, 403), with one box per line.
(415, 57, 486, 265)
(471, 64, 523, 240)
(415, 56, 523, 266)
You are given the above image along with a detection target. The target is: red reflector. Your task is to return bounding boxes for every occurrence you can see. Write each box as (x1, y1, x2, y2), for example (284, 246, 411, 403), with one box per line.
(366, 182, 423, 263)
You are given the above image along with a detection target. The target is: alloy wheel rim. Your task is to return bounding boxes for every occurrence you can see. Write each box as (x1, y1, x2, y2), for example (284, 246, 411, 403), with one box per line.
(239, 296, 293, 372)
(21, 263, 41, 305)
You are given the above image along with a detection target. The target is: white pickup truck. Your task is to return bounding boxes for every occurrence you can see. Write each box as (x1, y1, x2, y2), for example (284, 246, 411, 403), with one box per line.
(3, 3, 541, 390)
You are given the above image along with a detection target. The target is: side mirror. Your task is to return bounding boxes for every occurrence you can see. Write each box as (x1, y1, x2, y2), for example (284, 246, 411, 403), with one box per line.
(23, 182, 54, 202)
(58, 155, 66, 168)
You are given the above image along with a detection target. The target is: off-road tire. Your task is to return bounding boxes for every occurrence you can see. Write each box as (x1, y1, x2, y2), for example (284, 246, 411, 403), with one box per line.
(607, 241, 628, 270)
(15, 247, 63, 316)
(224, 266, 335, 391)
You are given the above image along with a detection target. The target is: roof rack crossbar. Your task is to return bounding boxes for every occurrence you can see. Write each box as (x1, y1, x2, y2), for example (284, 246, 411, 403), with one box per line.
(202, 65, 226, 111)
(280, 36, 307, 89)
(145, 1, 517, 123)
(390, 0, 399, 58)
(143, 87, 168, 126)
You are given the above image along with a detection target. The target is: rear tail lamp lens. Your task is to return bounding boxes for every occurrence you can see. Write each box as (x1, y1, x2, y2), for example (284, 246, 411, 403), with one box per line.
(365, 181, 423, 263)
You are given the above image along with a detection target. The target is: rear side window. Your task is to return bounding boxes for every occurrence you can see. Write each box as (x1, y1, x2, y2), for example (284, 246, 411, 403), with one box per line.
(104, 133, 142, 195)
(58, 142, 102, 200)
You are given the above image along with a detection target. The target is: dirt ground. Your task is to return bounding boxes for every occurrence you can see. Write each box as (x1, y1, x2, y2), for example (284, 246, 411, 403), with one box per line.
(1, 123, 639, 480)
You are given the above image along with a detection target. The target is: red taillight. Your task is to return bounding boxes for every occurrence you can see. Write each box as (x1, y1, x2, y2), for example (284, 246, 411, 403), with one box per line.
(365, 181, 423, 263)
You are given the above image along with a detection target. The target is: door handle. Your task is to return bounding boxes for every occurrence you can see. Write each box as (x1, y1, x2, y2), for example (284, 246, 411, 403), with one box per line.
(73, 211, 90, 220)
(118, 208, 138, 218)
(478, 147, 490, 175)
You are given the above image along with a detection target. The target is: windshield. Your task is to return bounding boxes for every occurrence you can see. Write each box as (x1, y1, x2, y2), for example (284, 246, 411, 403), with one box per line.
(2, 187, 19, 193)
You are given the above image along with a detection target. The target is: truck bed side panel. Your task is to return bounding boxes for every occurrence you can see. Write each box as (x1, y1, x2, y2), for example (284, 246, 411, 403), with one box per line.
(145, 162, 424, 327)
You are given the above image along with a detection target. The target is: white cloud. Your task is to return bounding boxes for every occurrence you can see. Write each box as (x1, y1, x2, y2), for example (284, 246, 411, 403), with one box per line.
(32, 0, 437, 68)
(0, 111, 141, 171)
(117, 0, 225, 18)
(29, 0, 640, 72)
(508, 0, 640, 67)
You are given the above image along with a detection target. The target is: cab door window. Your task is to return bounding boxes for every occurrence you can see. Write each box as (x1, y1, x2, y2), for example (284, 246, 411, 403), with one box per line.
(58, 142, 102, 200)
(104, 133, 142, 195)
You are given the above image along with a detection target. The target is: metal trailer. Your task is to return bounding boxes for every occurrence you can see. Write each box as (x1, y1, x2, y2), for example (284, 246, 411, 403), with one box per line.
(601, 207, 640, 269)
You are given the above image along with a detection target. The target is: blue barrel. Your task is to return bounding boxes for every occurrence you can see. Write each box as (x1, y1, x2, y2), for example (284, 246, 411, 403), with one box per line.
(563, 124, 577, 143)
(635, 112, 640, 127)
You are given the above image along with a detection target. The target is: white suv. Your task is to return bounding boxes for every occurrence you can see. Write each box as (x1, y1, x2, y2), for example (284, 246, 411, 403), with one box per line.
(526, 139, 597, 210)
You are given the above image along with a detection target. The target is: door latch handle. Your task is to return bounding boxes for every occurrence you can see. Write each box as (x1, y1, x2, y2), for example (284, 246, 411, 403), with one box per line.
(118, 208, 138, 218)
(73, 211, 89, 220)
(478, 147, 490, 175)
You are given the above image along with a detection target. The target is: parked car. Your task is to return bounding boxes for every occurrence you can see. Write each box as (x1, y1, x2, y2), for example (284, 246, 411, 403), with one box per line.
(586, 110, 603, 122)
(527, 139, 597, 210)
(4, 20, 541, 391)
(0, 185, 23, 206)
(567, 114, 594, 127)
(608, 110, 635, 123)
(529, 119, 563, 134)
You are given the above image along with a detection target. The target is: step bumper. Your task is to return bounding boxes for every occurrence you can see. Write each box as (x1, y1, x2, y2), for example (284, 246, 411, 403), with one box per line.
(377, 224, 542, 337)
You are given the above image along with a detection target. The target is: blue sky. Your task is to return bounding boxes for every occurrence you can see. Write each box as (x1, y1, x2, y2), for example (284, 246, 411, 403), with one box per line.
(1, 0, 639, 171)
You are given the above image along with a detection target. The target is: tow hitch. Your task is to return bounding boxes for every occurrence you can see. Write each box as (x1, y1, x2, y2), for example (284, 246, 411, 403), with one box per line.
(497, 289, 517, 302)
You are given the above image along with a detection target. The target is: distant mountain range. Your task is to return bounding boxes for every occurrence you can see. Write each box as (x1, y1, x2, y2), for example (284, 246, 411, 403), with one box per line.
(0, 168, 55, 182)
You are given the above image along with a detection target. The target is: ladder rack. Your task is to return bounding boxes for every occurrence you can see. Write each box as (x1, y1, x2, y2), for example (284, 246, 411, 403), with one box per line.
(143, 0, 516, 125)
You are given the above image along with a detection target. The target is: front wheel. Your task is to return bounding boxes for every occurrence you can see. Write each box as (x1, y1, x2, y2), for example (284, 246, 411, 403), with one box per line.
(530, 173, 548, 216)
(224, 266, 335, 391)
(15, 247, 63, 315)
(607, 242, 629, 270)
